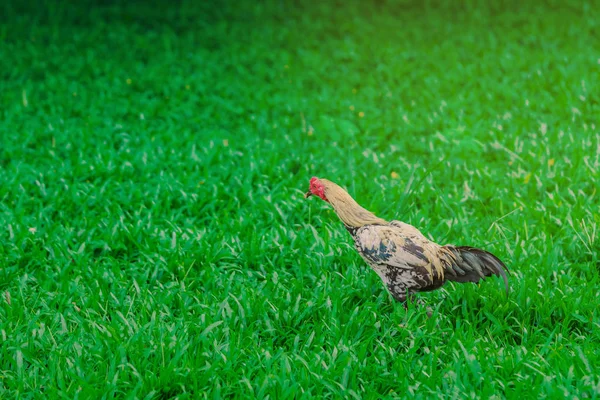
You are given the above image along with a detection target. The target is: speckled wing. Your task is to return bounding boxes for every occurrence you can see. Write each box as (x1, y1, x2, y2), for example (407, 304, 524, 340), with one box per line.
(352, 224, 446, 302)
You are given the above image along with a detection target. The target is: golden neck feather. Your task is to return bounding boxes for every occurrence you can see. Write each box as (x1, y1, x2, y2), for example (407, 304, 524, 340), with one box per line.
(321, 180, 387, 228)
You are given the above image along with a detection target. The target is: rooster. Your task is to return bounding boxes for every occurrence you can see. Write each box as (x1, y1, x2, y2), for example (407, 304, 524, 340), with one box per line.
(305, 177, 509, 305)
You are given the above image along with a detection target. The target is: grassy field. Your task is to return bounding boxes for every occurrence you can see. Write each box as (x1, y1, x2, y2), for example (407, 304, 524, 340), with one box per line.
(1, 0, 599, 398)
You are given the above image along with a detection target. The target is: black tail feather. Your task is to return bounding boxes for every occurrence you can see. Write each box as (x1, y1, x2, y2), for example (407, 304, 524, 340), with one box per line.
(445, 246, 510, 296)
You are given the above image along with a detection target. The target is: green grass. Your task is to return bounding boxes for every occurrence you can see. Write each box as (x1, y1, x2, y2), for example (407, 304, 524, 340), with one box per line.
(1, 0, 599, 398)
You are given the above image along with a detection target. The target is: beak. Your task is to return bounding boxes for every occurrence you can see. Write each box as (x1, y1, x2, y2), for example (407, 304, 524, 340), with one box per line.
(304, 191, 312, 198)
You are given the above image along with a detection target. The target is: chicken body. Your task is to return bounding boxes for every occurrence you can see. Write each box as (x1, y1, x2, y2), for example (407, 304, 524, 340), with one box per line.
(306, 177, 509, 304)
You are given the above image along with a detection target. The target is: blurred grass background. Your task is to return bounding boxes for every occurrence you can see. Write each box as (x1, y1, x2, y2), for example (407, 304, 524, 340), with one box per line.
(1, 0, 599, 398)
